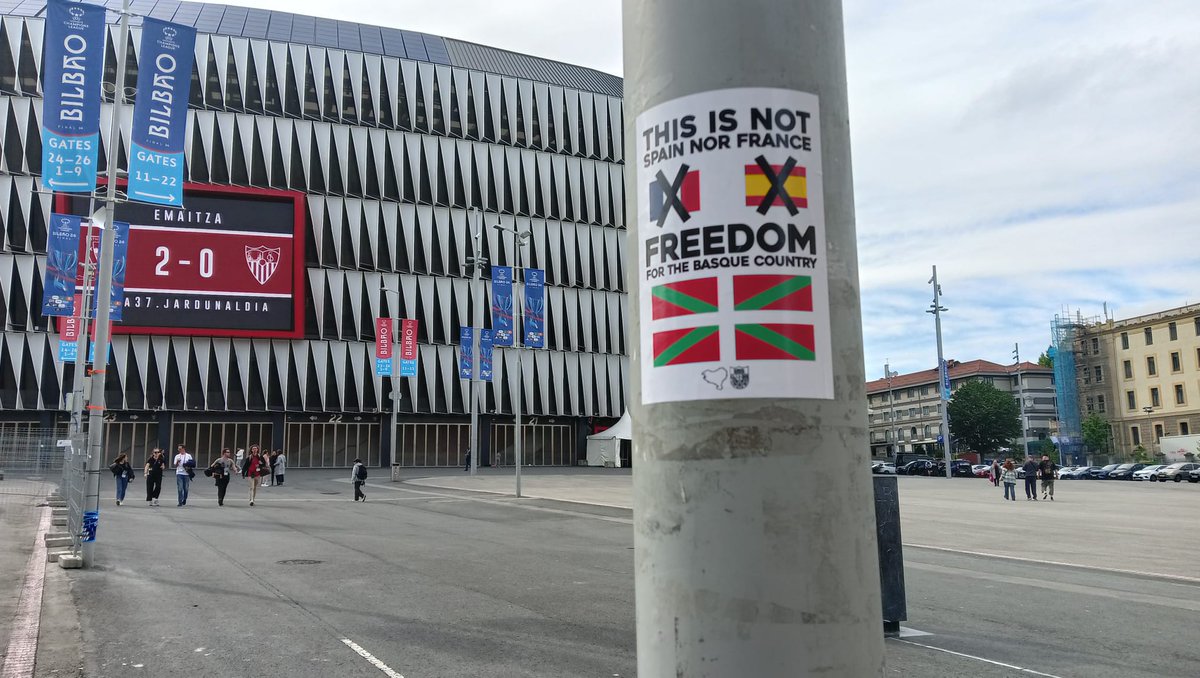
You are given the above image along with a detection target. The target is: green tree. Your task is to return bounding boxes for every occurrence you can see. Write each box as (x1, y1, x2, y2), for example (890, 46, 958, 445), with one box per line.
(1039, 438, 1060, 464)
(1132, 445, 1151, 463)
(946, 380, 1022, 457)
(1037, 350, 1053, 368)
(1081, 414, 1110, 454)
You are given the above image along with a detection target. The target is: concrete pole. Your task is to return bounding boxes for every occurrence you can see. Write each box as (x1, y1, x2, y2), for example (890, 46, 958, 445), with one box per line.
(886, 362, 897, 458)
(82, 0, 131, 567)
(1013, 343, 1028, 457)
(624, 1, 885, 675)
(391, 316, 400, 469)
(469, 209, 483, 475)
(930, 265, 952, 478)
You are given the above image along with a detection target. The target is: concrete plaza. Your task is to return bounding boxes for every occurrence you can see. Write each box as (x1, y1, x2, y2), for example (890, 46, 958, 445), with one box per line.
(3, 468, 1199, 677)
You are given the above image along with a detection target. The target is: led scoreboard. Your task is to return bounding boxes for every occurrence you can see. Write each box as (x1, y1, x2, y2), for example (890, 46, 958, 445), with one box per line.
(62, 185, 305, 338)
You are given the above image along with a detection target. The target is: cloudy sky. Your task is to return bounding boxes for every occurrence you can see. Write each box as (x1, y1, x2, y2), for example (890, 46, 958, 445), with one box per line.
(225, 0, 1200, 380)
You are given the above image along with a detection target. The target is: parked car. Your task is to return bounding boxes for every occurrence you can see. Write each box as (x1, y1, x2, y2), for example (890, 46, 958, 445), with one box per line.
(1106, 463, 1146, 480)
(971, 464, 991, 478)
(1062, 466, 1100, 479)
(1132, 464, 1166, 481)
(900, 459, 939, 476)
(1154, 463, 1200, 482)
(1088, 463, 1123, 479)
(1189, 468, 1200, 483)
(941, 460, 975, 478)
(873, 462, 897, 475)
(1055, 466, 1079, 479)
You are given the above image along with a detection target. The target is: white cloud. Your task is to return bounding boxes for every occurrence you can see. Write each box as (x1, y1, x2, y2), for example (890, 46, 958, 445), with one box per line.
(196, 1, 1198, 381)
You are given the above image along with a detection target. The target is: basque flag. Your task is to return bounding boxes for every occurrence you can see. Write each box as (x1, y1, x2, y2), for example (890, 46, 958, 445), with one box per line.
(651, 278, 718, 320)
(735, 323, 816, 361)
(733, 275, 813, 311)
(652, 326, 719, 367)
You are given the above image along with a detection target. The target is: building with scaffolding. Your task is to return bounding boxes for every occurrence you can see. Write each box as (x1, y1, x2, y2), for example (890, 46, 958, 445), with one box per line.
(1061, 304, 1200, 459)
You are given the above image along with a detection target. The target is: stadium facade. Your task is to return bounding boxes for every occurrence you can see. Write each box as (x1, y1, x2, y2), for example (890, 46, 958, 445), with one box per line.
(0, 0, 627, 467)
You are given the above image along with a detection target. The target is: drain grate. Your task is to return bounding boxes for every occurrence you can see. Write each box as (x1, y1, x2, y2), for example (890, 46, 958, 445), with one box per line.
(277, 559, 322, 566)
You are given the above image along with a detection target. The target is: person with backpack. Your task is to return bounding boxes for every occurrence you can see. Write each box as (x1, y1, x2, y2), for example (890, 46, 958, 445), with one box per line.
(172, 444, 195, 507)
(109, 453, 134, 506)
(352, 459, 367, 501)
(1022, 456, 1040, 501)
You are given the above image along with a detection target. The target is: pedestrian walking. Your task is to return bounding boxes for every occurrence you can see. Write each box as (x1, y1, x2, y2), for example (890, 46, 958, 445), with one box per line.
(1039, 454, 1058, 501)
(144, 448, 165, 506)
(242, 444, 269, 506)
(1022, 456, 1039, 501)
(207, 448, 238, 507)
(108, 453, 134, 506)
(463, 446, 471, 472)
(273, 449, 286, 486)
(267, 450, 278, 486)
(1001, 460, 1018, 501)
(173, 445, 195, 506)
(352, 458, 367, 501)
(990, 458, 1001, 487)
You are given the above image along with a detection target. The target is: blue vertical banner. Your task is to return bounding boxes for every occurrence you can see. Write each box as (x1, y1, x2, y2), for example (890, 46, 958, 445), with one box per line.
(491, 266, 514, 346)
(940, 359, 951, 400)
(87, 221, 129, 320)
(127, 18, 196, 206)
(41, 0, 106, 192)
(41, 213, 81, 316)
(459, 326, 474, 380)
(523, 268, 545, 348)
(479, 329, 493, 382)
(109, 221, 129, 320)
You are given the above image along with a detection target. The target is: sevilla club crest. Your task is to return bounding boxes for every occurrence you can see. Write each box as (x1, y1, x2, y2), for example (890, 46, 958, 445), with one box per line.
(245, 246, 281, 285)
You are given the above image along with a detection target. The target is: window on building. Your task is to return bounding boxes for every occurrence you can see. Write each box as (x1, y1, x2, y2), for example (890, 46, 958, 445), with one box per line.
(1145, 327, 1153, 345)
(1127, 391, 1136, 410)
(1195, 317, 1200, 336)
(1182, 421, 1191, 436)
(1082, 369, 1091, 385)
(1121, 332, 1129, 349)
(1169, 322, 1178, 341)
(907, 388, 915, 398)
(1094, 365, 1103, 383)
(1147, 356, 1157, 376)
(1091, 337, 1100, 354)
(1171, 352, 1182, 373)
(1175, 384, 1185, 405)
(1097, 394, 1106, 413)
(1086, 396, 1094, 413)
(1151, 387, 1161, 407)
(910, 427, 918, 439)
(1131, 426, 1141, 445)
(1124, 360, 1133, 379)
(1155, 423, 1164, 441)
(909, 407, 917, 417)
(921, 386, 930, 396)
(924, 425, 932, 437)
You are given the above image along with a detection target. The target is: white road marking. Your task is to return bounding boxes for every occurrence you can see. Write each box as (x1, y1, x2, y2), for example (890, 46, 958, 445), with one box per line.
(341, 639, 405, 678)
(1, 507, 50, 678)
(905, 543, 1200, 585)
(892, 638, 1065, 677)
(897, 626, 932, 638)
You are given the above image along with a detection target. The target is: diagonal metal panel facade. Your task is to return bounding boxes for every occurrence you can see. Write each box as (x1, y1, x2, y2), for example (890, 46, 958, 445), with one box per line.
(0, 9, 626, 465)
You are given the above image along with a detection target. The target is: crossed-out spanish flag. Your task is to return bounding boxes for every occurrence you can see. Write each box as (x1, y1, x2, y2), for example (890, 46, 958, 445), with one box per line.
(745, 164, 807, 209)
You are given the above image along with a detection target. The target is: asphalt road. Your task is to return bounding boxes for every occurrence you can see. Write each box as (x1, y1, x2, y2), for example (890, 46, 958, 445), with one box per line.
(12, 470, 1200, 677)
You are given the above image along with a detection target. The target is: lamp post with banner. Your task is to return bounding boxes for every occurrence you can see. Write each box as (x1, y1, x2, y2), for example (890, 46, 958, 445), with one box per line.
(491, 223, 539, 497)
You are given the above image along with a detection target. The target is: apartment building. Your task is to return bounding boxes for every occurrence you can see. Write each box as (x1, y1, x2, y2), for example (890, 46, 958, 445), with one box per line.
(1073, 304, 1200, 455)
(865, 359, 1056, 459)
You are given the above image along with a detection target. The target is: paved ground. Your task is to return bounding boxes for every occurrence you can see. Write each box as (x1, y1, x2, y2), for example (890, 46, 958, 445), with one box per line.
(3, 468, 1199, 677)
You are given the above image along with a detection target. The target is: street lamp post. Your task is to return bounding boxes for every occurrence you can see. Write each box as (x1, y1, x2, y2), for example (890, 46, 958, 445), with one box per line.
(885, 362, 898, 459)
(928, 265, 952, 478)
(1013, 343, 1029, 457)
(493, 223, 531, 498)
(380, 283, 402, 470)
(464, 209, 488, 476)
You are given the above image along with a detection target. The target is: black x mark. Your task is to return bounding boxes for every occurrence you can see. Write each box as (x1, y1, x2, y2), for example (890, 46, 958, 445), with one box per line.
(654, 163, 692, 227)
(754, 155, 799, 216)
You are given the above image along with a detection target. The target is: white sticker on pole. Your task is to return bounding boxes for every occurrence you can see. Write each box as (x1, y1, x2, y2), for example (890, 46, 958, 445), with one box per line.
(637, 88, 833, 404)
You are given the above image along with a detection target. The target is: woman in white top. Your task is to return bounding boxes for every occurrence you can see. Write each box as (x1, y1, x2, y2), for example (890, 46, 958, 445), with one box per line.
(273, 450, 287, 486)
